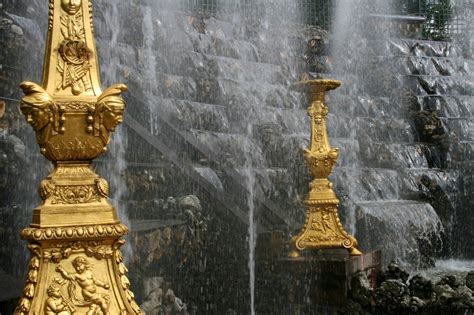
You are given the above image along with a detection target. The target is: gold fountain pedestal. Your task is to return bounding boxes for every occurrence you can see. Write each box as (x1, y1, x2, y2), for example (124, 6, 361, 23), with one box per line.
(290, 79, 361, 258)
(14, 0, 141, 314)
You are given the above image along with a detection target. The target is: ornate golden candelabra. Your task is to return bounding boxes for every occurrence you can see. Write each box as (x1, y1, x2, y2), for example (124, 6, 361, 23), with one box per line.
(14, 0, 142, 314)
(290, 79, 361, 257)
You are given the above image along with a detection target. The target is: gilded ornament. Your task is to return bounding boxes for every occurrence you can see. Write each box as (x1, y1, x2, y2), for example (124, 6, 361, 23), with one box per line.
(96, 178, 109, 197)
(93, 84, 128, 146)
(44, 281, 75, 314)
(55, 256, 111, 314)
(39, 180, 56, 200)
(20, 82, 58, 145)
(50, 184, 100, 204)
(290, 79, 361, 257)
(15, 0, 141, 313)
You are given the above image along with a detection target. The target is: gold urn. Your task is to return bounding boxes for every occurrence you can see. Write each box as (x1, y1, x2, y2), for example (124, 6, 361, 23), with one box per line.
(290, 79, 361, 257)
(14, 0, 142, 314)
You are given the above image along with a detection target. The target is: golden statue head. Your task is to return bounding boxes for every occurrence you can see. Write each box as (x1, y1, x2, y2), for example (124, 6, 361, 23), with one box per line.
(94, 84, 127, 136)
(72, 256, 92, 273)
(46, 284, 62, 298)
(19, 81, 56, 132)
(61, 0, 81, 15)
(102, 104, 124, 132)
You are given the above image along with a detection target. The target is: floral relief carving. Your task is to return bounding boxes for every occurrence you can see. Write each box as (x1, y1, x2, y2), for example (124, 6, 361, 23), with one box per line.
(50, 185, 100, 205)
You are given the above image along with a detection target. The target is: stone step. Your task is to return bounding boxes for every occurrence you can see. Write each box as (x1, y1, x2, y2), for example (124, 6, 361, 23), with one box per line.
(416, 95, 474, 118)
(407, 74, 474, 97)
(187, 129, 266, 167)
(360, 142, 429, 169)
(179, 52, 288, 85)
(450, 141, 474, 162)
(331, 95, 411, 118)
(403, 168, 461, 199)
(111, 42, 289, 86)
(331, 167, 404, 202)
(399, 56, 474, 76)
(355, 117, 416, 143)
(149, 92, 419, 143)
(380, 38, 460, 58)
(443, 117, 474, 141)
(159, 98, 231, 133)
(138, 74, 301, 110)
(96, 4, 300, 67)
(353, 200, 442, 266)
(310, 54, 474, 78)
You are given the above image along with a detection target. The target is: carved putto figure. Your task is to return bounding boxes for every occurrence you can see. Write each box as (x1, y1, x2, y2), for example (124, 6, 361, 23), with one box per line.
(45, 283, 75, 315)
(56, 256, 111, 315)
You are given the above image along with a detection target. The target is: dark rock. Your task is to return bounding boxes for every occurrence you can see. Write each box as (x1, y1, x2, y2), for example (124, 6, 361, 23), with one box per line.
(409, 274, 434, 300)
(378, 261, 410, 284)
(10, 24, 22, 35)
(350, 272, 372, 307)
(409, 296, 426, 312)
(437, 275, 464, 289)
(374, 279, 410, 311)
(433, 284, 455, 305)
(452, 285, 474, 309)
(467, 271, 474, 291)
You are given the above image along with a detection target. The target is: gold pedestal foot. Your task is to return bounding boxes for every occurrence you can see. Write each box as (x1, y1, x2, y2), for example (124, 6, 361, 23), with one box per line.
(349, 246, 363, 256)
(289, 250, 301, 258)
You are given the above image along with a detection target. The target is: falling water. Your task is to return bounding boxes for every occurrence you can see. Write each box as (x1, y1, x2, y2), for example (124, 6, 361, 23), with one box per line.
(94, 0, 132, 259)
(142, 7, 158, 133)
(243, 123, 257, 315)
(221, 1, 301, 312)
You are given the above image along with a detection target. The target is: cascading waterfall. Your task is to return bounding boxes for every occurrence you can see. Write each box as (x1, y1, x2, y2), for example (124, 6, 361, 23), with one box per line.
(329, 0, 451, 267)
(94, 0, 132, 259)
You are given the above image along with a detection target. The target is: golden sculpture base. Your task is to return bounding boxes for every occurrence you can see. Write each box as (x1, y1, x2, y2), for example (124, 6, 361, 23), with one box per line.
(289, 201, 361, 258)
(14, 164, 141, 314)
(16, 226, 141, 315)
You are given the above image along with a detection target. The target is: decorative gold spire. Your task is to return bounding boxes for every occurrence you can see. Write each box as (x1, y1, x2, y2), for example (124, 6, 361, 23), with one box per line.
(290, 79, 361, 257)
(14, 0, 142, 314)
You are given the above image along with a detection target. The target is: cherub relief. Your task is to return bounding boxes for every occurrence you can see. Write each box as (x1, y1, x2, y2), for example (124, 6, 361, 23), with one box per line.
(45, 283, 75, 315)
(56, 256, 111, 315)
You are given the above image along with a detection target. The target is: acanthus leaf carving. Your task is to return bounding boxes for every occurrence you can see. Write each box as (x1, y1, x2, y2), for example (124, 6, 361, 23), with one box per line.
(50, 184, 100, 204)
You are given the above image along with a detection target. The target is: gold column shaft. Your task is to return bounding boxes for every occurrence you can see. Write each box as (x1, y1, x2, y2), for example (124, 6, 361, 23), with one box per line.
(290, 79, 361, 257)
(14, 0, 142, 314)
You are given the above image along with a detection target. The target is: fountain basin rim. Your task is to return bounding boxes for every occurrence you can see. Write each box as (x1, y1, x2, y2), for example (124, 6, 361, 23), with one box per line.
(291, 79, 341, 94)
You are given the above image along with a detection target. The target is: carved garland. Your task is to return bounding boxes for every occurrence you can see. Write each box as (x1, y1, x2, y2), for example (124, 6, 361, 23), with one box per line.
(15, 244, 42, 314)
(114, 240, 143, 314)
